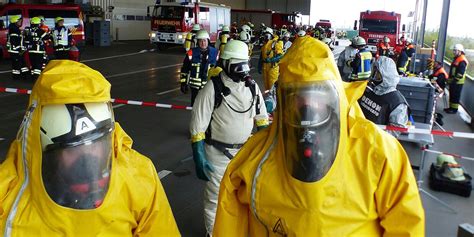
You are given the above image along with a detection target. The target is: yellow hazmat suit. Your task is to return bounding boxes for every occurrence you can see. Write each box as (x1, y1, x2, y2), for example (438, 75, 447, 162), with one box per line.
(0, 60, 180, 237)
(214, 37, 424, 236)
(261, 36, 283, 90)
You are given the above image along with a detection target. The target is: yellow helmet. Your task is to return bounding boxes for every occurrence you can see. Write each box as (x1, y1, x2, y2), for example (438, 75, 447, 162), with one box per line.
(55, 17, 64, 23)
(10, 15, 22, 24)
(31, 17, 41, 25)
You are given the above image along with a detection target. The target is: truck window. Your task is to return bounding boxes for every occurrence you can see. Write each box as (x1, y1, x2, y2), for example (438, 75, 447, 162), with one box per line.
(199, 7, 209, 20)
(28, 9, 80, 28)
(360, 19, 397, 34)
(152, 6, 183, 19)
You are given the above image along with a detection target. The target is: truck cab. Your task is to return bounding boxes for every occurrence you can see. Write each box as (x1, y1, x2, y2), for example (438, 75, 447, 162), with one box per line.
(148, 1, 230, 47)
(356, 10, 401, 54)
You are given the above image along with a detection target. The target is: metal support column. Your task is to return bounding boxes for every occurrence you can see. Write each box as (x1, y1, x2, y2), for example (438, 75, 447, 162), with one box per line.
(437, 0, 451, 62)
(420, 0, 428, 45)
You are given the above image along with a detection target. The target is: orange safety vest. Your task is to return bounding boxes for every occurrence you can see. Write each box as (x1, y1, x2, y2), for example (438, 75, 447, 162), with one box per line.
(433, 67, 449, 79)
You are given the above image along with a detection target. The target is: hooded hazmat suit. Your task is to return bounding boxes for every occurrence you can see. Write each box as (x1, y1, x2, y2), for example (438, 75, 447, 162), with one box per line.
(261, 35, 284, 90)
(337, 44, 358, 81)
(213, 37, 424, 237)
(0, 60, 180, 237)
(359, 56, 409, 138)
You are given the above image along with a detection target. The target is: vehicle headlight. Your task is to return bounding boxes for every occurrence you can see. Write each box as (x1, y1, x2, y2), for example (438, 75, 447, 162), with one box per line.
(178, 34, 183, 39)
(150, 33, 156, 38)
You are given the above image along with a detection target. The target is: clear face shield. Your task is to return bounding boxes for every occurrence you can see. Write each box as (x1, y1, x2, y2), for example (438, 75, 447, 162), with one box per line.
(41, 103, 114, 209)
(281, 80, 340, 182)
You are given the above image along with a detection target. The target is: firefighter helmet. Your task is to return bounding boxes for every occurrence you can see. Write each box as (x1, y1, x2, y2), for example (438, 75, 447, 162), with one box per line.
(354, 36, 366, 46)
(297, 30, 306, 37)
(241, 24, 251, 33)
(453, 43, 464, 52)
(222, 25, 230, 33)
(239, 31, 250, 43)
(55, 17, 64, 23)
(31, 17, 41, 25)
(220, 40, 249, 60)
(383, 36, 390, 43)
(195, 30, 210, 40)
(192, 24, 201, 32)
(10, 15, 22, 24)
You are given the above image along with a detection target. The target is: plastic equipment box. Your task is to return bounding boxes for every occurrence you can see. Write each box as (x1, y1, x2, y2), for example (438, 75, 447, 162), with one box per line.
(397, 77, 436, 124)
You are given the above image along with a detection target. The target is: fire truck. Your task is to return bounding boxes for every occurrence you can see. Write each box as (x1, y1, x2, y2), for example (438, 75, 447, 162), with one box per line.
(315, 19, 332, 37)
(355, 10, 401, 53)
(0, 3, 84, 59)
(231, 9, 298, 29)
(148, 0, 230, 48)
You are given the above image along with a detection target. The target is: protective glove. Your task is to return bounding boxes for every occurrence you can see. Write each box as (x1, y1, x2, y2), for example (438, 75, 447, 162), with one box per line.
(180, 82, 189, 94)
(208, 66, 223, 78)
(257, 125, 268, 131)
(192, 140, 214, 181)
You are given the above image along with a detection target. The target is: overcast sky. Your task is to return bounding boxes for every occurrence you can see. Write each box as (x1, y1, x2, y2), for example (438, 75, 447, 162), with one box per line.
(310, 0, 473, 38)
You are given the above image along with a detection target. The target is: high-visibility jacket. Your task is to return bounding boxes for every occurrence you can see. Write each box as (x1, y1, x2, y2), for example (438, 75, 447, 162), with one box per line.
(24, 26, 48, 54)
(52, 26, 71, 50)
(350, 49, 372, 80)
(432, 67, 449, 80)
(449, 54, 469, 84)
(180, 47, 218, 89)
(7, 23, 24, 53)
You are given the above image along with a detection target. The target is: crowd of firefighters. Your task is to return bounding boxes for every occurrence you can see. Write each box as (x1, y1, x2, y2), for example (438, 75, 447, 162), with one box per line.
(0, 17, 470, 236)
(6, 15, 73, 81)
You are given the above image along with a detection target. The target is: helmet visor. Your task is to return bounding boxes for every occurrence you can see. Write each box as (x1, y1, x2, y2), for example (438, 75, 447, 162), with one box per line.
(281, 80, 340, 182)
(42, 133, 112, 209)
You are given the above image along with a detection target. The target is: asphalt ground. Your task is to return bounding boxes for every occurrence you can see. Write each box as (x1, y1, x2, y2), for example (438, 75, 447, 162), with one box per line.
(0, 40, 472, 236)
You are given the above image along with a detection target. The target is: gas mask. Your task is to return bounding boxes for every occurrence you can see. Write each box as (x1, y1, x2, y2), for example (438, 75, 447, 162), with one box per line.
(221, 58, 251, 83)
(41, 103, 114, 209)
(281, 80, 340, 182)
(371, 66, 383, 86)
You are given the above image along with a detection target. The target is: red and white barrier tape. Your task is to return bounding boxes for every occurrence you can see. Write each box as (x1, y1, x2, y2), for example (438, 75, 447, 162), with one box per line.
(421, 147, 474, 162)
(0, 87, 192, 111)
(378, 125, 474, 140)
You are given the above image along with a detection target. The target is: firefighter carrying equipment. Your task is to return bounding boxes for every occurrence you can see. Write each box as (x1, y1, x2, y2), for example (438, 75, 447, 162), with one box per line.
(180, 46, 218, 90)
(260, 35, 283, 90)
(213, 36, 424, 237)
(0, 60, 180, 236)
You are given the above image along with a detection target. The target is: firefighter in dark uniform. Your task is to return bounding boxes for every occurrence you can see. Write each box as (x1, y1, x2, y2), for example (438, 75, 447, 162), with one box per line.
(347, 36, 372, 81)
(358, 56, 409, 138)
(24, 17, 48, 80)
(397, 38, 415, 75)
(7, 15, 28, 80)
(52, 17, 72, 59)
(180, 30, 218, 106)
(444, 43, 469, 114)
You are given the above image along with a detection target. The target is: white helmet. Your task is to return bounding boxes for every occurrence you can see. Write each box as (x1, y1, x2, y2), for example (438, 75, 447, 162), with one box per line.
(222, 25, 230, 33)
(40, 103, 114, 151)
(195, 29, 210, 40)
(297, 30, 306, 37)
(405, 38, 413, 44)
(322, 37, 332, 45)
(192, 24, 201, 31)
(283, 32, 291, 38)
(265, 27, 273, 35)
(241, 24, 251, 33)
(453, 43, 464, 52)
(353, 36, 366, 46)
(220, 40, 249, 60)
(239, 31, 250, 43)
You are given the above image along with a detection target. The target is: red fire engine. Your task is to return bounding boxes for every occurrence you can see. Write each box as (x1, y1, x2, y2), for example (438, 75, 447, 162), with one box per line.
(356, 10, 401, 53)
(231, 9, 298, 29)
(148, 0, 230, 48)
